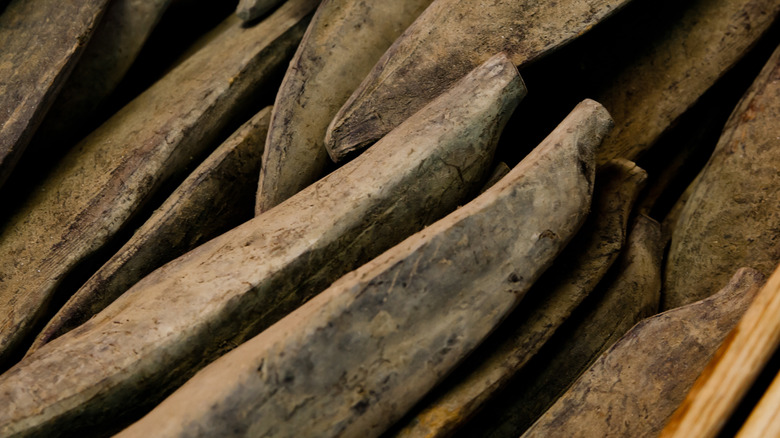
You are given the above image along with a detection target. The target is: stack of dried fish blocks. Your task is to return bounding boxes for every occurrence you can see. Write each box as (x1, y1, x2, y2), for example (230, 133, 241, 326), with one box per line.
(0, 0, 779, 436)
(256, 0, 435, 212)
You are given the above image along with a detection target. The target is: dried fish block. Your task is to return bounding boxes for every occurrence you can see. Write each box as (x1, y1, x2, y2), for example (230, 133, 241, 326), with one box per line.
(393, 159, 646, 438)
(0, 0, 315, 366)
(664, 42, 780, 309)
(522, 268, 765, 438)
(324, 0, 633, 162)
(0, 53, 522, 438)
(26, 107, 272, 355)
(256, 0, 433, 213)
(117, 98, 611, 438)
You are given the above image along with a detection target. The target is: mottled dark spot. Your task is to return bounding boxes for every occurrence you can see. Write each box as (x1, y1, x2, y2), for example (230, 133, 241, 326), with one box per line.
(352, 399, 370, 415)
(580, 157, 589, 176)
(508, 273, 522, 283)
(539, 229, 558, 240)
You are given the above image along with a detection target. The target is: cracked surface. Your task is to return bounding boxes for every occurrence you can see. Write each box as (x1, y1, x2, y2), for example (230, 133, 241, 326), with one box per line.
(117, 98, 609, 438)
(0, 53, 521, 438)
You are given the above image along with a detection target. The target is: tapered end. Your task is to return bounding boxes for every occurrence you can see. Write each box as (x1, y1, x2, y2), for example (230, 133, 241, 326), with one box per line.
(24, 317, 66, 359)
(598, 158, 648, 194)
(574, 98, 614, 166)
(325, 53, 524, 163)
(236, 0, 281, 22)
(25, 331, 51, 359)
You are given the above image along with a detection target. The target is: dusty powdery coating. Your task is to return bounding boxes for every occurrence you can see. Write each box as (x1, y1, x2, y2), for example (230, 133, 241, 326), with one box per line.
(661, 264, 780, 437)
(0, 53, 523, 438)
(664, 41, 780, 310)
(117, 98, 610, 438)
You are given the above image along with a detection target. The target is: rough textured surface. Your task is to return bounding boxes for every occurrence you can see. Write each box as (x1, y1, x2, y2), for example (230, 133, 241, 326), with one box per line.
(0, 0, 112, 188)
(117, 98, 610, 438)
(0, 54, 522, 438)
(0, 1, 315, 367)
(661, 263, 780, 438)
(324, 0, 632, 162)
(469, 214, 664, 438)
(522, 268, 765, 438)
(33, 0, 172, 145)
(664, 42, 780, 310)
(27, 107, 272, 355)
(256, 0, 433, 213)
(236, 0, 285, 22)
(596, 0, 780, 164)
(392, 159, 646, 438)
